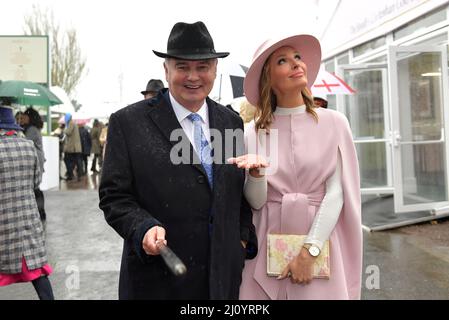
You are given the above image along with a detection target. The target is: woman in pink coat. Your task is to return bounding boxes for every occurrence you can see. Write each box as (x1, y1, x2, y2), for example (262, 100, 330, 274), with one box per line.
(229, 34, 362, 299)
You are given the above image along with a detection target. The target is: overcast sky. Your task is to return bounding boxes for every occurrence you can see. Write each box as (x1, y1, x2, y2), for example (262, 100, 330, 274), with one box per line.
(0, 0, 333, 116)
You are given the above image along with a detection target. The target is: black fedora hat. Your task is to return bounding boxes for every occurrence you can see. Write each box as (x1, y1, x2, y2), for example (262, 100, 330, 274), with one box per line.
(141, 79, 165, 95)
(153, 21, 229, 60)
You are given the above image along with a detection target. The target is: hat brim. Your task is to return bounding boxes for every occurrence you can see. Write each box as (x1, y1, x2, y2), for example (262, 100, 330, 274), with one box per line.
(244, 34, 321, 107)
(141, 90, 157, 95)
(153, 50, 229, 60)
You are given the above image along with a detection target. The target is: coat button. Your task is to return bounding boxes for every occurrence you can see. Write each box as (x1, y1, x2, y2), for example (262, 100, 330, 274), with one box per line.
(197, 175, 205, 184)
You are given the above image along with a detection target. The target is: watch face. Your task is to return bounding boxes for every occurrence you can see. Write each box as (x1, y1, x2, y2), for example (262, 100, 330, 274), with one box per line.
(309, 246, 320, 257)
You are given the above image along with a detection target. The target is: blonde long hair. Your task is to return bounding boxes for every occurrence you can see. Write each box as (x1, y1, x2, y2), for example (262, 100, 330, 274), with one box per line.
(255, 59, 318, 132)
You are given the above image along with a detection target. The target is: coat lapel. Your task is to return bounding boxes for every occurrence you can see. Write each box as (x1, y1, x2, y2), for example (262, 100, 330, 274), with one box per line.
(146, 90, 207, 178)
(207, 97, 227, 188)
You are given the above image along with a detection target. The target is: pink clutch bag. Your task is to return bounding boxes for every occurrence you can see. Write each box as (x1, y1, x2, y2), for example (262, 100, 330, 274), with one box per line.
(267, 234, 330, 279)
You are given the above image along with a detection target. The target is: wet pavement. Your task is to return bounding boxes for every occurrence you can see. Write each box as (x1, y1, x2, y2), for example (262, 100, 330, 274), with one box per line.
(0, 184, 122, 300)
(1, 172, 449, 300)
(362, 225, 449, 299)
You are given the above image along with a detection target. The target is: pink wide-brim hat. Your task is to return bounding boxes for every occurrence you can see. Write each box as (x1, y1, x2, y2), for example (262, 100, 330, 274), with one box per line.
(244, 34, 322, 107)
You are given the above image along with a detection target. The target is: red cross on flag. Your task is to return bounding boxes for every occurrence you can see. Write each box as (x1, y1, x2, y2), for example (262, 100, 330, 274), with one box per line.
(311, 70, 356, 96)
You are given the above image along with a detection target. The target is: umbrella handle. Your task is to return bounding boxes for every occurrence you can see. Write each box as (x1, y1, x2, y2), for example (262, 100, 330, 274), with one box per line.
(156, 241, 187, 276)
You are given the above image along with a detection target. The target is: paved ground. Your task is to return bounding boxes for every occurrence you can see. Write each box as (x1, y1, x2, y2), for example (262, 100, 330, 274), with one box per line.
(1, 173, 449, 300)
(362, 218, 449, 299)
(0, 188, 122, 300)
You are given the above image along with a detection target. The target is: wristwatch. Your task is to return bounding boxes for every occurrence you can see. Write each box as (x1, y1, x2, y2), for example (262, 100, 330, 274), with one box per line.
(303, 243, 321, 257)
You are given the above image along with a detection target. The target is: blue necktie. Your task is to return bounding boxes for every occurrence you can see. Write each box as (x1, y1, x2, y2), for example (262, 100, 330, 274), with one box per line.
(187, 113, 213, 188)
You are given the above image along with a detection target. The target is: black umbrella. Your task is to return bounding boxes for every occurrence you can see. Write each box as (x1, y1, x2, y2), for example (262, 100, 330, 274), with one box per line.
(214, 62, 248, 103)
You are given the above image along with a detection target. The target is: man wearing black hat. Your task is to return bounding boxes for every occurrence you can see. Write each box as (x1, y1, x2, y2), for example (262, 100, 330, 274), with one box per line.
(99, 21, 257, 299)
(141, 79, 164, 100)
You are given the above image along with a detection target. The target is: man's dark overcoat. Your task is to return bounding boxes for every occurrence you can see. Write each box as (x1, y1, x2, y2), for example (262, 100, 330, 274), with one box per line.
(99, 90, 257, 299)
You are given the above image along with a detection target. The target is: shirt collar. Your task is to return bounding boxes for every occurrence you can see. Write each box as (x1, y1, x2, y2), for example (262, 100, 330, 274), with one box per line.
(169, 91, 209, 124)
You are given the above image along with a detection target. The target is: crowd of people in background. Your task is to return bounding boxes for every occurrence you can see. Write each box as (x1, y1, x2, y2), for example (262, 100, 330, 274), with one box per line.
(50, 115, 108, 181)
(15, 109, 109, 183)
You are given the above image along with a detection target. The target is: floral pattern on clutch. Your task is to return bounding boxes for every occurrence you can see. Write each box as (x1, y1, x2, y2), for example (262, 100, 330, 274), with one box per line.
(267, 234, 330, 279)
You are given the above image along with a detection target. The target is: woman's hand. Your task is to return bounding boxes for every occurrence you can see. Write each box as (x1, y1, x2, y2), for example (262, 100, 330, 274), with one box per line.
(227, 154, 269, 178)
(277, 247, 316, 285)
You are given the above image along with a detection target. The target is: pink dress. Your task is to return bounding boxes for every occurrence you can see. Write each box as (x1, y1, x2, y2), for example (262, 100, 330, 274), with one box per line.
(0, 257, 52, 287)
(239, 108, 362, 300)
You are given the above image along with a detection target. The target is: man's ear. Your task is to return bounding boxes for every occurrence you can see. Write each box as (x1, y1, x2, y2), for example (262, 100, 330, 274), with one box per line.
(212, 59, 218, 79)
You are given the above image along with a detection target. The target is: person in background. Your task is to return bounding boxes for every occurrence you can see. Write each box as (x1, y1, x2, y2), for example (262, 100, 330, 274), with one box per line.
(15, 111, 23, 125)
(231, 33, 362, 300)
(90, 119, 102, 173)
(141, 79, 165, 100)
(313, 96, 328, 108)
(0, 102, 54, 300)
(99, 122, 108, 164)
(78, 123, 92, 176)
(63, 113, 83, 181)
(238, 99, 257, 124)
(21, 107, 47, 224)
(52, 123, 66, 162)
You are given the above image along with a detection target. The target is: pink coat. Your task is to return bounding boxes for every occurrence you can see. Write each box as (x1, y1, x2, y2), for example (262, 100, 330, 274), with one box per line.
(240, 108, 362, 300)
